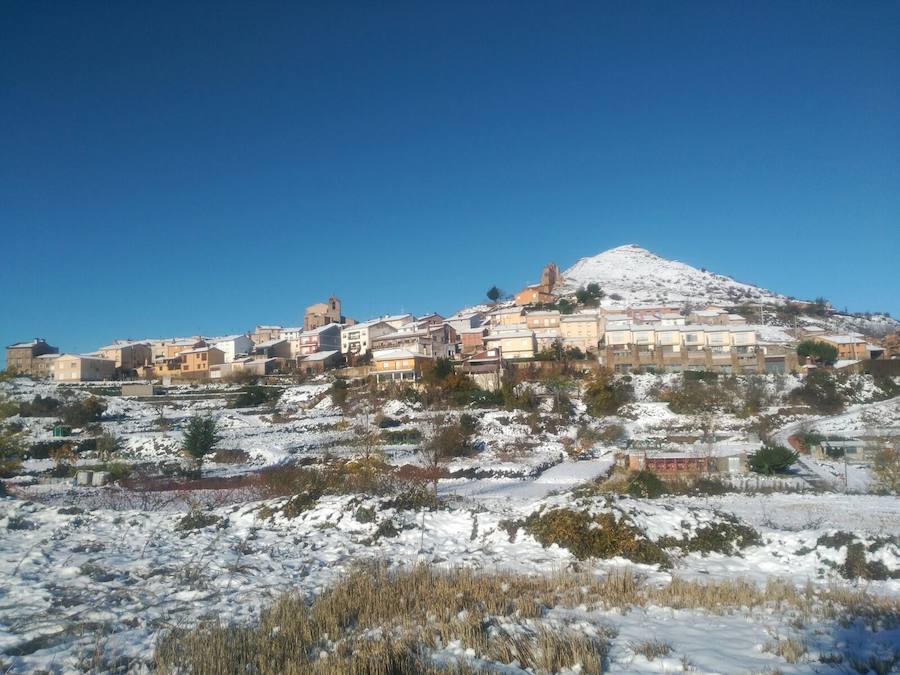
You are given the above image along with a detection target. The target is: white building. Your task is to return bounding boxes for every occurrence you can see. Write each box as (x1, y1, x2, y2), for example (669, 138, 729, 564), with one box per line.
(445, 311, 485, 334)
(341, 320, 396, 356)
(208, 334, 253, 363)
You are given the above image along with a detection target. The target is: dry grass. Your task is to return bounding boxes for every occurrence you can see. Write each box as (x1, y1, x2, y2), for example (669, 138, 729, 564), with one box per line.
(629, 638, 673, 661)
(764, 635, 808, 664)
(155, 564, 900, 674)
(155, 564, 613, 674)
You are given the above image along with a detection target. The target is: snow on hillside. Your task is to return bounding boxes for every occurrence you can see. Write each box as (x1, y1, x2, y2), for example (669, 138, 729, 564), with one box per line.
(562, 244, 785, 307)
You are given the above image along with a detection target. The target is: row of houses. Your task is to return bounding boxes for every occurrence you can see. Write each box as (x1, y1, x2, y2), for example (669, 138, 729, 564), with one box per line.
(5, 291, 889, 382)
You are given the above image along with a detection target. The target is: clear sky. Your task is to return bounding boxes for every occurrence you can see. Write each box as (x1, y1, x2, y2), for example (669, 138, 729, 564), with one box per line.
(1, 1, 898, 353)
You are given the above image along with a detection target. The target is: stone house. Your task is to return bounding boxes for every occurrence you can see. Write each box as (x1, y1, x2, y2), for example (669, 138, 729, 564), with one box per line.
(5, 339, 59, 375)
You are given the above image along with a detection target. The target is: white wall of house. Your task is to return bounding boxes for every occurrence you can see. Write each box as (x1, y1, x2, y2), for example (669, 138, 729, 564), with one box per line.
(210, 335, 253, 362)
(341, 322, 396, 356)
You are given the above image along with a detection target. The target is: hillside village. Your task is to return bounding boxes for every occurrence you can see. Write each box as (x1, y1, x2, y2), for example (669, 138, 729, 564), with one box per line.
(2, 245, 900, 673)
(7, 246, 896, 386)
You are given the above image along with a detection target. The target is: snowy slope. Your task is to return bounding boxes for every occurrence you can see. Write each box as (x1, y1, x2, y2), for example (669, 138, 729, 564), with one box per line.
(562, 244, 786, 307)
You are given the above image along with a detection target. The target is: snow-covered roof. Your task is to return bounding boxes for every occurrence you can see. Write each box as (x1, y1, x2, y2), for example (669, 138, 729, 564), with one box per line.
(179, 346, 221, 355)
(208, 334, 248, 343)
(819, 334, 866, 345)
(372, 348, 432, 360)
(35, 353, 61, 359)
(300, 323, 340, 336)
(300, 350, 340, 362)
(99, 341, 148, 351)
(485, 331, 534, 340)
(6, 339, 51, 349)
(344, 318, 393, 331)
(57, 353, 115, 363)
(447, 310, 484, 320)
(253, 338, 287, 349)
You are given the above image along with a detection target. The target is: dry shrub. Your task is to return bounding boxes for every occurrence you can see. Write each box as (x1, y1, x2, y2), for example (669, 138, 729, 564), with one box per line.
(764, 636, 807, 664)
(156, 564, 900, 674)
(629, 638, 673, 661)
(254, 458, 394, 504)
(155, 564, 616, 674)
(521, 507, 671, 567)
(212, 449, 250, 464)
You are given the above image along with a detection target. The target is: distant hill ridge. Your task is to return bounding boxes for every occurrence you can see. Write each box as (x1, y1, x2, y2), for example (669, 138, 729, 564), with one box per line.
(562, 244, 786, 308)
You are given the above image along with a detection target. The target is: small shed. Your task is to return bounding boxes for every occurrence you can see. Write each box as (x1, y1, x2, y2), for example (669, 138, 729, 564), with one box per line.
(121, 382, 157, 397)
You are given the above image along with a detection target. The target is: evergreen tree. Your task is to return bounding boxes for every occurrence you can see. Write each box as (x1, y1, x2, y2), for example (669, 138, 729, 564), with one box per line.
(183, 415, 220, 470)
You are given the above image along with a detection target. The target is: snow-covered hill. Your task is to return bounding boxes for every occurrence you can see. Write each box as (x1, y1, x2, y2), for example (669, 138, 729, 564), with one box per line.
(562, 244, 785, 307)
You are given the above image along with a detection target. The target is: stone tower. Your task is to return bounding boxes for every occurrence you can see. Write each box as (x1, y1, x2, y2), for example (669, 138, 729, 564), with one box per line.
(540, 262, 563, 294)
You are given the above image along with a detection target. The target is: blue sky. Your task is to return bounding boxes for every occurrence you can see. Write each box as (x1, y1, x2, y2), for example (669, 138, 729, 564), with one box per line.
(1, 1, 898, 353)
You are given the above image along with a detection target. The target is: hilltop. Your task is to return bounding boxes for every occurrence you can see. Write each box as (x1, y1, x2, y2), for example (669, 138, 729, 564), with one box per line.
(559, 244, 897, 337)
(562, 244, 786, 307)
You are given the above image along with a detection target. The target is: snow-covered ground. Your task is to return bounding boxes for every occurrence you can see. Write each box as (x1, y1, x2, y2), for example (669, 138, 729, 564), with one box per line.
(1, 376, 898, 672)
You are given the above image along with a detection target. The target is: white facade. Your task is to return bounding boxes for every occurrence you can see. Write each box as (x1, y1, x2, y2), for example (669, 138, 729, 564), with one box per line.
(445, 311, 484, 334)
(341, 320, 396, 356)
(209, 334, 253, 363)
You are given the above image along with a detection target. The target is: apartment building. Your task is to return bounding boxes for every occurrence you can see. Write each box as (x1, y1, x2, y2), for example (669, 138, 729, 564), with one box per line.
(291, 324, 341, 357)
(371, 323, 455, 358)
(484, 329, 537, 360)
(559, 314, 601, 352)
(603, 323, 758, 354)
(341, 320, 396, 356)
(372, 348, 434, 383)
(525, 310, 561, 330)
(488, 306, 525, 327)
(5, 339, 59, 375)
